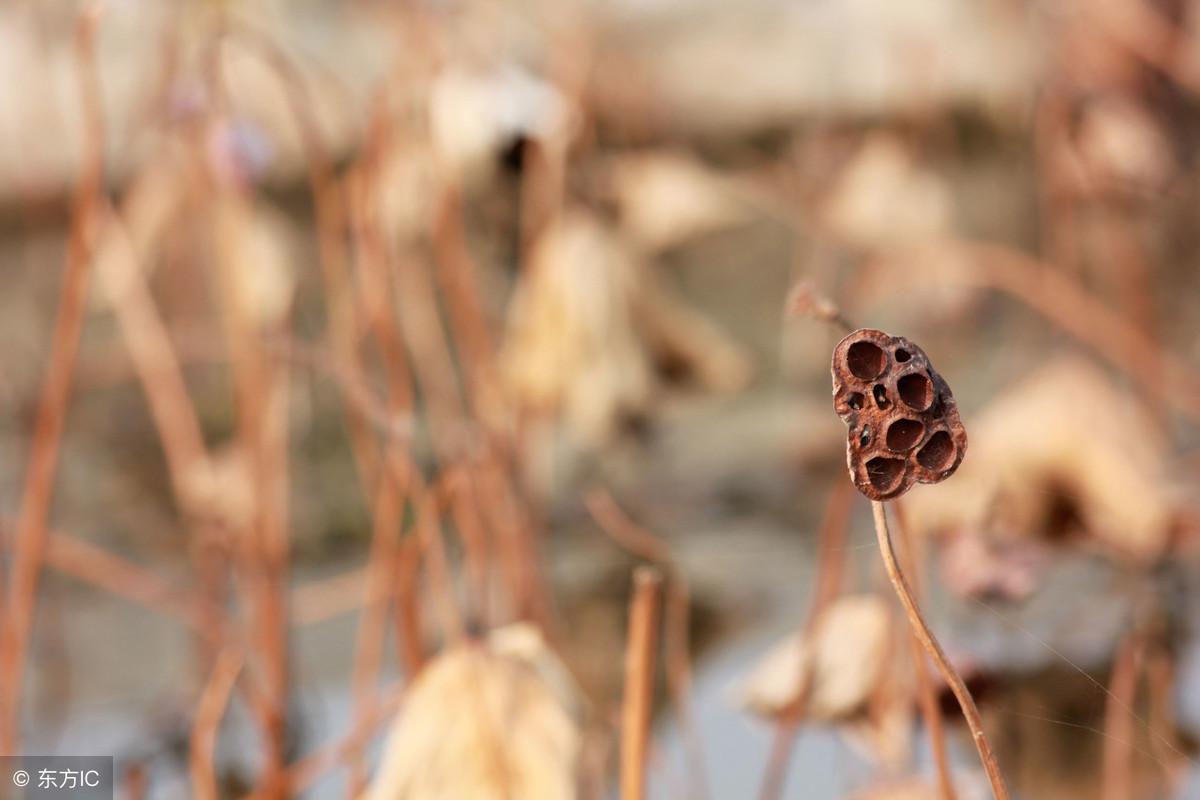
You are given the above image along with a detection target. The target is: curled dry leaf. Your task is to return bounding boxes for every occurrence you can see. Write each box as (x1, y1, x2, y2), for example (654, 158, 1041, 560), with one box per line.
(738, 595, 912, 769)
(365, 623, 583, 800)
(610, 151, 751, 253)
(501, 210, 751, 445)
(501, 211, 655, 444)
(904, 356, 1176, 563)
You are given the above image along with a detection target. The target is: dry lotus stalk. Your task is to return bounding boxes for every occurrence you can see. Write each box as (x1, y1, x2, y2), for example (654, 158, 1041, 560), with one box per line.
(832, 329, 967, 500)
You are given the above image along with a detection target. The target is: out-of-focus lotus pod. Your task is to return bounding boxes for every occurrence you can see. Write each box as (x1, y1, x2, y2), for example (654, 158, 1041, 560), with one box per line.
(611, 151, 751, 252)
(905, 357, 1175, 563)
(820, 134, 953, 250)
(365, 623, 582, 800)
(738, 595, 912, 768)
(429, 65, 574, 187)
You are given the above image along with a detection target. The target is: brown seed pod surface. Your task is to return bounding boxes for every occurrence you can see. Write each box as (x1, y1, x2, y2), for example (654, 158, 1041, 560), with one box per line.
(831, 329, 967, 501)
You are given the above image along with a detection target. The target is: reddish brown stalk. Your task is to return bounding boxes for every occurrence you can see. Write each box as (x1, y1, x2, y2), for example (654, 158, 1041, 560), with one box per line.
(893, 500, 957, 800)
(96, 199, 209, 499)
(238, 682, 407, 800)
(621, 567, 664, 800)
(1103, 631, 1147, 800)
(1144, 639, 1186, 790)
(441, 467, 494, 627)
(339, 146, 427, 790)
(224, 25, 380, 505)
(290, 568, 368, 626)
(95, 192, 231, 685)
(0, 7, 105, 756)
(431, 188, 502, 427)
(872, 501, 1009, 800)
(410, 476, 465, 644)
(190, 647, 245, 800)
(473, 456, 553, 628)
(758, 478, 854, 800)
(42, 532, 220, 642)
(208, 187, 291, 799)
(584, 489, 712, 800)
(345, 463, 408, 796)
(391, 536, 427, 678)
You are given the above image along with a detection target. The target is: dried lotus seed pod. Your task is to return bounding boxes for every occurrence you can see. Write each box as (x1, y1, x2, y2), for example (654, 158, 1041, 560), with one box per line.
(831, 328, 967, 501)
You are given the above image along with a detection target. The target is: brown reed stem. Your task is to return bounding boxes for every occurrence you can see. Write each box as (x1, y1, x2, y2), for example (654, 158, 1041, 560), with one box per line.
(585, 488, 712, 800)
(892, 499, 956, 800)
(0, 7, 104, 756)
(872, 501, 1009, 800)
(1103, 631, 1145, 800)
(621, 566, 663, 800)
(239, 682, 407, 800)
(190, 647, 245, 800)
(42, 532, 220, 642)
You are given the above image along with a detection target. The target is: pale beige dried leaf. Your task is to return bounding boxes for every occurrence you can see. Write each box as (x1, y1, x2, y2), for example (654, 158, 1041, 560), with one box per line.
(611, 151, 751, 252)
(501, 211, 655, 444)
(365, 624, 581, 800)
(906, 356, 1174, 561)
(738, 595, 893, 720)
(502, 209, 752, 444)
(820, 134, 953, 250)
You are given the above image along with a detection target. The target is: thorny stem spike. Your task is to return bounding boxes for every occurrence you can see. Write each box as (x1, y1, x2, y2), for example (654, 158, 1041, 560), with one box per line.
(872, 501, 1010, 800)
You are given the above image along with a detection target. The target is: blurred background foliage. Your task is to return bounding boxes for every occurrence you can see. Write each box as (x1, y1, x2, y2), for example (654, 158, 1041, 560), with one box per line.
(1, 0, 1200, 798)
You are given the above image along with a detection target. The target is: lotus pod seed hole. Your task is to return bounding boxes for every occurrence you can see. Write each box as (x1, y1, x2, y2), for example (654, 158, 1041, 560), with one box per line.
(886, 418, 925, 452)
(847, 392, 865, 410)
(859, 424, 871, 448)
(847, 341, 886, 380)
(866, 457, 905, 493)
(872, 384, 890, 409)
(895, 348, 911, 362)
(898, 373, 933, 411)
(917, 430, 956, 471)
